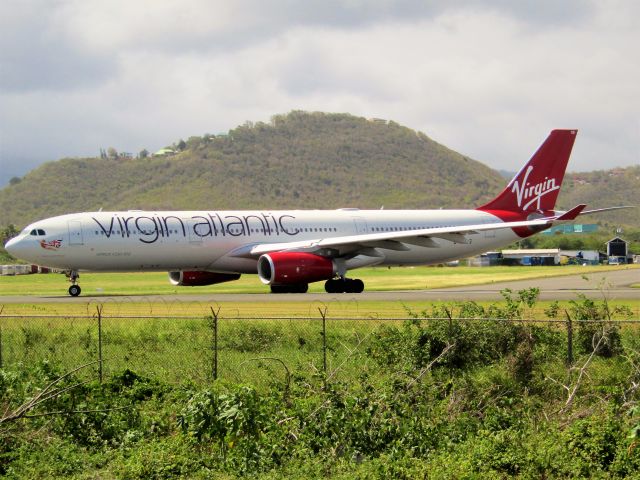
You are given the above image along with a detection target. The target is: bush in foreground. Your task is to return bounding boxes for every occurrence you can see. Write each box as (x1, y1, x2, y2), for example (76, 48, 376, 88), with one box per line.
(1, 292, 639, 478)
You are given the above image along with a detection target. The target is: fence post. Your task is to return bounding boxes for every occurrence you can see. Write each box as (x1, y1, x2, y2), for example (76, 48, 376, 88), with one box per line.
(210, 307, 220, 381)
(0, 305, 4, 369)
(565, 309, 573, 366)
(444, 307, 453, 377)
(96, 305, 103, 383)
(318, 307, 328, 387)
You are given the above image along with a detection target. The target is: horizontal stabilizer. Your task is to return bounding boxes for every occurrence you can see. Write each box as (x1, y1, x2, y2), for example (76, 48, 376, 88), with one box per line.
(555, 204, 586, 221)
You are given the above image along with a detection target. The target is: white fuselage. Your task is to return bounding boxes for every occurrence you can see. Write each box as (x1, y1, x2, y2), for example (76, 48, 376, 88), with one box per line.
(8, 209, 520, 274)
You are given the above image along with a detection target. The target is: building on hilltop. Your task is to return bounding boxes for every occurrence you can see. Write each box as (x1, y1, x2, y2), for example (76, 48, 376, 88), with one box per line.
(152, 148, 176, 157)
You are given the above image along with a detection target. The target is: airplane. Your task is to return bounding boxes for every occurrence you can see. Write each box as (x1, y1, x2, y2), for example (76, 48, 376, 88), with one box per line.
(4, 129, 629, 297)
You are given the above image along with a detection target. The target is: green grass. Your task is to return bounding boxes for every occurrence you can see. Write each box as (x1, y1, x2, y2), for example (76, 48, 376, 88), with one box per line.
(2, 293, 639, 388)
(0, 314, 391, 387)
(2, 298, 640, 321)
(3, 289, 640, 478)
(1, 264, 636, 297)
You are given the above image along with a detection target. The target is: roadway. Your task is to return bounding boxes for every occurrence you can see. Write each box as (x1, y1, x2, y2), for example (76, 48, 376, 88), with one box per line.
(1, 268, 638, 303)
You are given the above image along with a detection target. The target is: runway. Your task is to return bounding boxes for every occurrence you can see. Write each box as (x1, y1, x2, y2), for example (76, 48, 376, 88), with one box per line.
(2, 268, 638, 303)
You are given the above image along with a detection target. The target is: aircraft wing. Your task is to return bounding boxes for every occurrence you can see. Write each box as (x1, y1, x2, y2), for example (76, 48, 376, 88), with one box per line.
(246, 216, 555, 258)
(238, 204, 633, 259)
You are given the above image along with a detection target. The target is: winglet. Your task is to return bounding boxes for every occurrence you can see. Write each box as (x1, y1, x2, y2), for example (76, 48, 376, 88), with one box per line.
(555, 204, 586, 221)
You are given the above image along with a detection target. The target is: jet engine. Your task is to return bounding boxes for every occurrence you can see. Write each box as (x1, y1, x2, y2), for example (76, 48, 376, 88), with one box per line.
(257, 252, 336, 285)
(169, 271, 241, 286)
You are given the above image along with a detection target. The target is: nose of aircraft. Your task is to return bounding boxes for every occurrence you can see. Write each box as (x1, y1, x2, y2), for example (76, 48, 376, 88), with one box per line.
(5, 235, 26, 259)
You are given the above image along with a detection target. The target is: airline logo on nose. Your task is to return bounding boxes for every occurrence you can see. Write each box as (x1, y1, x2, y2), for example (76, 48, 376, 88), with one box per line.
(512, 166, 559, 210)
(40, 239, 62, 250)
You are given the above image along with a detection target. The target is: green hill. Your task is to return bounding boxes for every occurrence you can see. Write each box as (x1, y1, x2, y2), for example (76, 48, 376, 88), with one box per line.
(557, 166, 640, 227)
(0, 111, 637, 231)
(0, 112, 503, 227)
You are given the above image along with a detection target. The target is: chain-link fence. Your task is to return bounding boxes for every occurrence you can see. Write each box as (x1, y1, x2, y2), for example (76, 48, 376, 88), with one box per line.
(2, 304, 640, 387)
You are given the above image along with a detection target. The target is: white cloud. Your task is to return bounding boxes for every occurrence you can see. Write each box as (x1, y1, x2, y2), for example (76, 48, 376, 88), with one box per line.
(1, 0, 638, 187)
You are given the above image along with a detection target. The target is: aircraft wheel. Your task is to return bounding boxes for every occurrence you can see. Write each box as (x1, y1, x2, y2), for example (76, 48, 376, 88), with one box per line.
(350, 279, 364, 293)
(68, 285, 81, 297)
(343, 279, 364, 293)
(325, 279, 344, 294)
(270, 284, 308, 293)
(324, 279, 334, 293)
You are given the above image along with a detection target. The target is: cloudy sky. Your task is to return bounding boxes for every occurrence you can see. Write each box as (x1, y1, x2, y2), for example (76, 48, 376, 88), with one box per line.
(1, 0, 638, 186)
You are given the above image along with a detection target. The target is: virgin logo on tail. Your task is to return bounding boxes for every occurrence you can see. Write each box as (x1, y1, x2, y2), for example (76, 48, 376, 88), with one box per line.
(478, 129, 576, 216)
(512, 166, 560, 211)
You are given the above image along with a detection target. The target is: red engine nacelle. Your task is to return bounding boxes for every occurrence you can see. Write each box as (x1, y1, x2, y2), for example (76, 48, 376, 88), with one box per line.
(169, 271, 241, 286)
(257, 252, 336, 285)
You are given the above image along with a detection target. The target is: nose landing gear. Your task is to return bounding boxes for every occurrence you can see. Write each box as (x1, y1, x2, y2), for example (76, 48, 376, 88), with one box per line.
(65, 270, 82, 297)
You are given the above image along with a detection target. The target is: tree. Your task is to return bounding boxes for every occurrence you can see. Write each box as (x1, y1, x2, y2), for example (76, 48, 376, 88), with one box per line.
(9, 176, 22, 186)
(176, 139, 187, 151)
(107, 147, 118, 159)
(1, 224, 19, 243)
(139, 149, 149, 159)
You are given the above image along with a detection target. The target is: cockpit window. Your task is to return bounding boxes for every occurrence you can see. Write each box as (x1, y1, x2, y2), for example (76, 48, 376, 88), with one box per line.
(29, 229, 46, 236)
(30, 229, 37, 236)
(37, 229, 46, 236)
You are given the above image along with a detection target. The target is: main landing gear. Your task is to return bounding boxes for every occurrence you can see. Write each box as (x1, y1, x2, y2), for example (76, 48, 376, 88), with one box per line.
(324, 278, 364, 294)
(268, 277, 365, 294)
(270, 283, 309, 294)
(65, 270, 81, 297)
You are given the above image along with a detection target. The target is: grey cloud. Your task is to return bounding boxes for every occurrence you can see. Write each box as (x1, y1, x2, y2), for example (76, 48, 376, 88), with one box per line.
(276, 48, 396, 100)
(0, 1, 114, 92)
(247, 0, 593, 32)
(0, 0, 637, 188)
(0, 0, 594, 95)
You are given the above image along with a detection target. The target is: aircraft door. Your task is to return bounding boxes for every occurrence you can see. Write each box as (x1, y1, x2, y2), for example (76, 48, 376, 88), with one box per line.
(353, 217, 368, 234)
(187, 219, 203, 244)
(68, 220, 84, 246)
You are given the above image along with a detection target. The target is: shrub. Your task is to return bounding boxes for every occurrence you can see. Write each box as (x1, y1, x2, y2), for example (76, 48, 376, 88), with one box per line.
(224, 325, 283, 352)
(547, 295, 628, 357)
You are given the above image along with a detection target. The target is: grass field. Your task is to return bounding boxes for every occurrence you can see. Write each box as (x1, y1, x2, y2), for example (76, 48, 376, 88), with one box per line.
(1, 265, 639, 387)
(0, 264, 635, 297)
(1, 264, 639, 318)
(3, 267, 640, 478)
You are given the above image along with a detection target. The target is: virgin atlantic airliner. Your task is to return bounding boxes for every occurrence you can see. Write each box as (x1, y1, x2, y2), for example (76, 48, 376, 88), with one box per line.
(5, 129, 627, 296)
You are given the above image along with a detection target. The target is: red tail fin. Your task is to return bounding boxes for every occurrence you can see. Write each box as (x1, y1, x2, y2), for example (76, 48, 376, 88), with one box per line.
(478, 130, 577, 215)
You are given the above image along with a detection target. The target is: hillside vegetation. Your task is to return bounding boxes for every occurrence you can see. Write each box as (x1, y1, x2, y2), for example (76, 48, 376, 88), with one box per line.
(1, 112, 637, 231)
(0, 112, 503, 227)
(558, 166, 640, 227)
